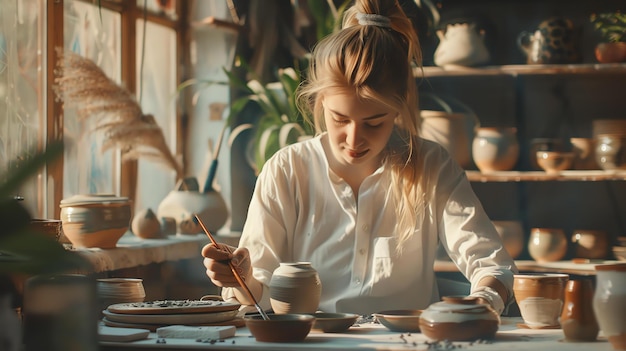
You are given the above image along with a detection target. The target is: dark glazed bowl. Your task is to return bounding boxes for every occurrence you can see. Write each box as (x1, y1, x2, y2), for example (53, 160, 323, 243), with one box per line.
(245, 313, 315, 342)
(311, 312, 359, 333)
(373, 309, 422, 332)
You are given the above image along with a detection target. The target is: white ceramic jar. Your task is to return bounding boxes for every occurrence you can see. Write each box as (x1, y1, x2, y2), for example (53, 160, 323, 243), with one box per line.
(269, 262, 321, 314)
(593, 263, 626, 350)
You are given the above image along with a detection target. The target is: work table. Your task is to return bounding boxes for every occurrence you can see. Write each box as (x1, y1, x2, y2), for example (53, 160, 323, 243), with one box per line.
(100, 317, 614, 351)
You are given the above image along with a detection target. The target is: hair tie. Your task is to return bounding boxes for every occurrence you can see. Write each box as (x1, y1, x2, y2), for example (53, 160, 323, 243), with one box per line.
(356, 12, 391, 28)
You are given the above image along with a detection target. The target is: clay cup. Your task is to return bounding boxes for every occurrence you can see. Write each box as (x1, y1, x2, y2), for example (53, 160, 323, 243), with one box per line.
(513, 273, 569, 329)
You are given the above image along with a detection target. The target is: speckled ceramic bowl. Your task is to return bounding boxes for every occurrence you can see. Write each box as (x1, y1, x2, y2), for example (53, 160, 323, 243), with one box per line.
(60, 194, 131, 249)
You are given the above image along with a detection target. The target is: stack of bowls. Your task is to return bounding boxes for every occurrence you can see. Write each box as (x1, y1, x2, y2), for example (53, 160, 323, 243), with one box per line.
(592, 119, 626, 171)
(97, 278, 146, 312)
(60, 194, 132, 249)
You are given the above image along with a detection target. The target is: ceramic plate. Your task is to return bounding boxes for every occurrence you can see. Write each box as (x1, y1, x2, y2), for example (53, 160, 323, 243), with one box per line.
(102, 308, 239, 325)
(107, 299, 240, 315)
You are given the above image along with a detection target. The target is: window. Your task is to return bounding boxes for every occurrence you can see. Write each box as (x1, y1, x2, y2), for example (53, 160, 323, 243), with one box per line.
(0, 0, 187, 219)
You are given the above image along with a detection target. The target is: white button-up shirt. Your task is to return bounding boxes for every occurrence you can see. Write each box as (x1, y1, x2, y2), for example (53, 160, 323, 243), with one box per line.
(223, 133, 516, 315)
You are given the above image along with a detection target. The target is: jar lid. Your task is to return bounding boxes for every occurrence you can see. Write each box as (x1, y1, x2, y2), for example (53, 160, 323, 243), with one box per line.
(60, 194, 130, 207)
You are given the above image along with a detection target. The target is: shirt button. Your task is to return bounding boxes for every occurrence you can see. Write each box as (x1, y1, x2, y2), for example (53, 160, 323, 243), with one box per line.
(359, 248, 365, 255)
(355, 279, 361, 285)
(362, 225, 369, 231)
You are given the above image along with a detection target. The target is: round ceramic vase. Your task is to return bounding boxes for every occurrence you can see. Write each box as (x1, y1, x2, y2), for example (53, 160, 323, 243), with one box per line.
(472, 127, 519, 172)
(269, 262, 321, 314)
(560, 279, 599, 342)
(593, 263, 626, 350)
(513, 273, 569, 329)
(528, 228, 568, 263)
(157, 189, 228, 235)
(419, 296, 499, 341)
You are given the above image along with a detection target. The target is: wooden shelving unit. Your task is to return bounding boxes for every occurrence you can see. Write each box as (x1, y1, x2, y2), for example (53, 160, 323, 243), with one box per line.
(416, 63, 626, 78)
(466, 170, 626, 182)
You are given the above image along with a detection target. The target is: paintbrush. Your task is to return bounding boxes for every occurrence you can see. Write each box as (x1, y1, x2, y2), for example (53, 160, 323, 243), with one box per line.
(194, 214, 270, 320)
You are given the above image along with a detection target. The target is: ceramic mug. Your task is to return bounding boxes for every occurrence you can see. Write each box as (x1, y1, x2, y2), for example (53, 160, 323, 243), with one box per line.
(517, 17, 580, 64)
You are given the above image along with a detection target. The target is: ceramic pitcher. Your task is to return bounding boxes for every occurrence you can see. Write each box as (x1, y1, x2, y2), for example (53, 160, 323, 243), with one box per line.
(269, 262, 321, 314)
(517, 17, 580, 64)
(434, 22, 490, 68)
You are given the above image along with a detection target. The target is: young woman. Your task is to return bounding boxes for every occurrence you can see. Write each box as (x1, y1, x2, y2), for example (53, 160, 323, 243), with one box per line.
(202, 0, 517, 315)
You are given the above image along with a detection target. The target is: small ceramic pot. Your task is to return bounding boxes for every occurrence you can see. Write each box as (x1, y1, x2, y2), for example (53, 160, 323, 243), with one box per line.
(528, 138, 566, 170)
(513, 273, 569, 329)
(571, 229, 609, 260)
(59, 194, 131, 249)
(536, 151, 575, 175)
(30, 219, 67, 243)
(472, 127, 519, 172)
(593, 263, 626, 350)
(492, 220, 525, 259)
(595, 134, 626, 171)
(561, 279, 599, 342)
(527, 227, 568, 263)
(269, 262, 321, 314)
(419, 296, 499, 341)
(131, 208, 164, 239)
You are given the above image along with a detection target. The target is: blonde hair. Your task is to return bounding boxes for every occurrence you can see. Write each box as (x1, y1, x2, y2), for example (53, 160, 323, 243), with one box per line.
(297, 0, 428, 253)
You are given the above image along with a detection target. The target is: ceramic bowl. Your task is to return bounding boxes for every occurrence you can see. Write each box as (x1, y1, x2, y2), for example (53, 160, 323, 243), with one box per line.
(419, 296, 499, 341)
(245, 314, 315, 342)
(536, 151, 575, 174)
(30, 219, 67, 243)
(311, 312, 359, 333)
(60, 194, 132, 249)
(374, 309, 422, 332)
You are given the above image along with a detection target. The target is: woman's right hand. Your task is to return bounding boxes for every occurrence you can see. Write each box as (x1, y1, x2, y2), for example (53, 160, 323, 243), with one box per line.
(201, 243, 252, 288)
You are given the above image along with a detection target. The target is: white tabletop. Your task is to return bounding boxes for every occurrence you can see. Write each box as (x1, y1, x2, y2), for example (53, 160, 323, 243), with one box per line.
(99, 317, 615, 351)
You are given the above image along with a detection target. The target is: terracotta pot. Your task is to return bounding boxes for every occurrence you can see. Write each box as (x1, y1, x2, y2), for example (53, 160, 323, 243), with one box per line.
(472, 127, 519, 172)
(593, 263, 626, 350)
(269, 262, 321, 314)
(528, 227, 568, 263)
(419, 296, 499, 341)
(595, 42, 626, 63)
(513, 273, 569, 329)
(561, 279, 599, 342)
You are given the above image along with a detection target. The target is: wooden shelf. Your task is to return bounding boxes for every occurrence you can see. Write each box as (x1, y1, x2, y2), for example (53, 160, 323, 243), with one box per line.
(416, 63, 626, 78)
(466, 170, 626, 182)
(435, 259, 623, 276)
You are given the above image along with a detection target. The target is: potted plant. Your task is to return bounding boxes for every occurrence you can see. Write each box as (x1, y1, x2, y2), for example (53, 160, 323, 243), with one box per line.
(0, 141, 92, 348)
(590, 11, 626, 63)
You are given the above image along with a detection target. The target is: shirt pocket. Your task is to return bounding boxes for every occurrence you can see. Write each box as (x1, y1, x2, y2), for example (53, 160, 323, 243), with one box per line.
(370, 236, 422, 297)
